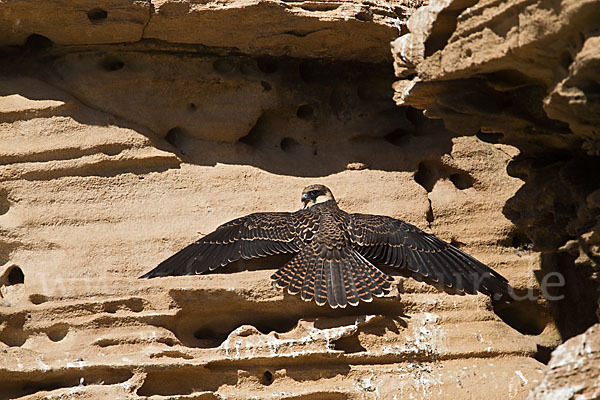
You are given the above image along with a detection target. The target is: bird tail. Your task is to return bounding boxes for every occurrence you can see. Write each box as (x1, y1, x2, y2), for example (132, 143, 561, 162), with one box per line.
(271, 248, 394, 308)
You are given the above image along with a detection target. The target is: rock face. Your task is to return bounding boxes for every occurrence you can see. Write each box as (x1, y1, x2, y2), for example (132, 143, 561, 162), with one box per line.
(528, 323, 600, 400)
(0, 0, 597, 398)
(393, 0, 600, 338)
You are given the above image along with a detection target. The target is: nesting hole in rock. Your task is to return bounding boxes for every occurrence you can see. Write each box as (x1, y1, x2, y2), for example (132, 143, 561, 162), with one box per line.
(449, 172, 474, 190)
(535, 344, 554, 364)
(296, 105, 314, 120)
(261, 370, 274, 386)
(476, 131, 504, 144)
(298, 61, 320, 83)
(24, 34, 53, 53)
(559, 51, 573, 70)
(501, 228, 533, 251)
(47, 324, 69, 342)
(384, 128, 412, 146)
(280, 137, 299, 152)
(257, 57, 278, 73)
(355, 11, 373, 21)
(164, 127, 189, 154)
(29, 294, 48, 305)
(261, 80, 272, 91)
(493, 296, 549, 336)
(103, 298, 145, 314)
(7, 266, 24, 285)
(87, 8, 108, 23)
(100, 56, 125, 71)
(425, 199, 434, 223)
(189, 317, 299, 348)
(332, 334, 366, 354)
(414, 162, 438, 193)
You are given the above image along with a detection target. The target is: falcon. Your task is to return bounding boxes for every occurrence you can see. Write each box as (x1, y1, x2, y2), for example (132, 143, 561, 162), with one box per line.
(140, 184, 510, 308)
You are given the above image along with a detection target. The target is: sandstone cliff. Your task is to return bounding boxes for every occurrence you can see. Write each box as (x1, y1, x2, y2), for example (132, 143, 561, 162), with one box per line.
(0, 0, 598, 398)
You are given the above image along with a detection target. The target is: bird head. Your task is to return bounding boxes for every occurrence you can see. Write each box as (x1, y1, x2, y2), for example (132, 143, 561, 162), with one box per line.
(301, 184, 335, 208)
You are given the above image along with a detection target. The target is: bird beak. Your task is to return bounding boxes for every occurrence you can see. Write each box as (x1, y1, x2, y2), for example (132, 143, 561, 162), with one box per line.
(301, 193, 309, 208)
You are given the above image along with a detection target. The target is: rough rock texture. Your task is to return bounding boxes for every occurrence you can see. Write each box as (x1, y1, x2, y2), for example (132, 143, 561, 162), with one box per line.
(528, 323, 600, 400)
(2, 0, 598, 398)
(0, 0, 417, 62)
(393, 0, 600, 338)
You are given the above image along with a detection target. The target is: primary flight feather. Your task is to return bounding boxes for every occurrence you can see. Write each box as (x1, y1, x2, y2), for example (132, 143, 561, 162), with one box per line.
(140, 184, 510, 308)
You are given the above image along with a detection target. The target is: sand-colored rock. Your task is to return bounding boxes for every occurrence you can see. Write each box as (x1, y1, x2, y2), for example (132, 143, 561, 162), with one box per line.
(392, 0, 600, 340)
(528, 323, 600, 400)
(0, 0, 419, 62)
(0, 43, 549, 397)
(4, 0, 599, 397)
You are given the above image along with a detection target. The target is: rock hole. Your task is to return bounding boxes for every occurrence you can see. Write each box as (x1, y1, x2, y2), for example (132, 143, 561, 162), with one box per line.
(425, 199, 434, 223)
(501, 228, 533, 252)
(414, 161, 438, 193)
(192, 328, 227, 348)
(280, 137, 299, 152)
(239, 114, 265, 147)
(296, 104, 314, 120)
(450, 238, 465, 248)
(257, 57, 278, 73)
(212, 58, 236, 74)
(101, 147, 122, 157)
(465, 48, 472, 57)
(164, 127, 188, 154)
(449, 172, 474, 190)
(87, 8, 108, 23)
(298, 61, 319, 83)
(100, 56, 125, 72)
(29, 294, 48, 304)
(476, 131, 504, 144)
(384, 128, 411, 146)
(8, 266, 24, 285)
(493, 296, 549, 336)
(253, 318, 298, 335)
(332, 334, 366, 353)
(188, 103, 197, 112)
(559, 51, 573, 70)
(24, 34, 53, 53)
(405, 106, 426, 129)
(261, 370, 274, 386)
(534, 344, 554, 364)
(47, 324, 69, 342)
(355, 11, 373, 21)
(261, 80, 272, 91)
(0, 189, 10, 216)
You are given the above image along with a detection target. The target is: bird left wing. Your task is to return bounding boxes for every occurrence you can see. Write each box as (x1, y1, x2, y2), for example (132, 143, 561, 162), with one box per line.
(349, 213, 510, 297)
(140, 212, 302, 278)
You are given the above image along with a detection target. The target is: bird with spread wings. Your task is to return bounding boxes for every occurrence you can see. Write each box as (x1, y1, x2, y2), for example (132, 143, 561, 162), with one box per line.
(141, 184, 510, 308)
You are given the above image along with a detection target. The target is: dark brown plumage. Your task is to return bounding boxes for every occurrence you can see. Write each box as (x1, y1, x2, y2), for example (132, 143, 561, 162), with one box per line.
(140, 184, 510, 308)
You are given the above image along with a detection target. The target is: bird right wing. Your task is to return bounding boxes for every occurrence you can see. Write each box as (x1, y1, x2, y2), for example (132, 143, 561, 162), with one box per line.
(140, 211, 305, 278)
(349, 213, 510, 298)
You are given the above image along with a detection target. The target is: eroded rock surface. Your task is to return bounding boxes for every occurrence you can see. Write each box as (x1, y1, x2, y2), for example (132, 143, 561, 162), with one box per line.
(2, 0, 597, 398)
(528, 323, 600, 400)
(393, 0, 600, 340)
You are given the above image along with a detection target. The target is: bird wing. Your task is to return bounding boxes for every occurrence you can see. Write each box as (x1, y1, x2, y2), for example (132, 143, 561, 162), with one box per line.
(349, 213, 510, 297)
(140, 211, 304, 278)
